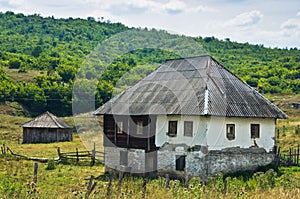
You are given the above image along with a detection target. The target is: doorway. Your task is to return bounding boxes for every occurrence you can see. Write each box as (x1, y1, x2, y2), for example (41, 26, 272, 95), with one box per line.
(145, 151, 157, 177)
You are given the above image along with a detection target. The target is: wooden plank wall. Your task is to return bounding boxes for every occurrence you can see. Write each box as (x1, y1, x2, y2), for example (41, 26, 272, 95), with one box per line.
(103, 114, 157, 151)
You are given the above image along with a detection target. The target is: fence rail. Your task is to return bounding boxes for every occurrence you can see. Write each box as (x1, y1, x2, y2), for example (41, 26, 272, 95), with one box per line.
(57, 145, 104, 166)
(274, 144, 300, 167)
(1, 143, 104, 166)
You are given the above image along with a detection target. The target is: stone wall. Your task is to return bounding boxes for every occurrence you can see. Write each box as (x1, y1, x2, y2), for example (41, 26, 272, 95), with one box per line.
(157, 146, 274, 178)
(104, 147, 146, 174)
(187, 147, 274, 178)
(105, 145, 275, 179)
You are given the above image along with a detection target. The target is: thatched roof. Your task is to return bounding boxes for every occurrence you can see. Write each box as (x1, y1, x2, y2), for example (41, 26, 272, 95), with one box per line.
(94, 55, 287, 119)
(22, 111, 72, 128)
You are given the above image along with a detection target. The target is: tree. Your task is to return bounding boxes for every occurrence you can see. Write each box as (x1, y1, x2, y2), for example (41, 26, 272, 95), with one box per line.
(31, 46, 43, 57)
(9, 58, 21, 69)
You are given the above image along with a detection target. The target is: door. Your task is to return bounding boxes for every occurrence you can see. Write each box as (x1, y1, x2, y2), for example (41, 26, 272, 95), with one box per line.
(145, 151, 157, 177)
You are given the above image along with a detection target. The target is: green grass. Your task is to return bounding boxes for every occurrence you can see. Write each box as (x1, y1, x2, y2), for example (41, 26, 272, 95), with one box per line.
(3, 68, 42, 83)
(0, 160, 299, 199)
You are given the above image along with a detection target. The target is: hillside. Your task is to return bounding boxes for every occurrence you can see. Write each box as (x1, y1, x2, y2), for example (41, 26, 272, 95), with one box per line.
(0, 11, 299, 116)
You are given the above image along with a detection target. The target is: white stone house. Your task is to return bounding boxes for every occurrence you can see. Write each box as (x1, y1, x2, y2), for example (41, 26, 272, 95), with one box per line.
(94, 55, 287, 178)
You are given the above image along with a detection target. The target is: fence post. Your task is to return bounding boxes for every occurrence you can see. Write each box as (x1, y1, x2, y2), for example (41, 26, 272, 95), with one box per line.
(165, 174, 170, 189)
(294, 148, 297, 165)
(202, 179, 206, 193)
(33, 163, 38, 185)
(85, 175, 97, 199)
(91, 143, 96, 166)
(142, 178, 147, 199)
(297, 145, 300, 165)
(223, 178, 227, 196)
(277, 147, 281, 166)
(185, 168, 189, 189)
(57, 147, 61, 159)
(118, 170, 124, 192)
(289, 148, 292, 166)
(259, 178, 262, 190)
(76, 148, 79, 165)
(106, 173, 113, 196)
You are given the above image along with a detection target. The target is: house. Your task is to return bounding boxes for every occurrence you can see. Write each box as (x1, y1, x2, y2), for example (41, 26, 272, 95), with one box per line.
(94, 55, 287, 178)
(22, 111, 73, 143)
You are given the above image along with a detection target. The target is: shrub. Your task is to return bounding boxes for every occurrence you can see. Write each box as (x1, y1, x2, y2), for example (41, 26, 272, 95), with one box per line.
(8, 58, 21, 69)
(46, 159, 55, 170)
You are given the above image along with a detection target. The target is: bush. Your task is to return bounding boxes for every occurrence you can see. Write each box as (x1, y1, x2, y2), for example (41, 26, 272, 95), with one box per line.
(46, 159, 56, 170)
(8, 58, 21, 69)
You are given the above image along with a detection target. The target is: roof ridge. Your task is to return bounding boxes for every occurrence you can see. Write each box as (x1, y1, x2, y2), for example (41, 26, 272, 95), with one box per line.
(22, 111, 72, 128)
(45, 111, 63, 128)
(165, 54, 211, 62)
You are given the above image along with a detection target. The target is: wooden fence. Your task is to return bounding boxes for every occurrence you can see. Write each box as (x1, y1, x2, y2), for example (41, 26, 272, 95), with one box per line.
(1, 143, 104, 166)
(274, 144, 300, 167)
(57, 144, 104, 166)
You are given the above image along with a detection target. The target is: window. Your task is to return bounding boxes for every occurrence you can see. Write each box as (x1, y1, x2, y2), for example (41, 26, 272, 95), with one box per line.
(168, 121, 177, 136)
(120, 151, 128, 166)
(116, 121, 123, 134)
(226, 124, 235, 140)
(176, 155, 186, 171)
(251, 124, 260, 138)
(184, 121, 193, 137)
(136, 121, 143, 135)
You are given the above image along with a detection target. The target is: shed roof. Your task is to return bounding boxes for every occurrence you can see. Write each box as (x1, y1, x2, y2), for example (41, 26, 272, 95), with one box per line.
(94, 55, 287, 119)
(22, 111, 73, 128)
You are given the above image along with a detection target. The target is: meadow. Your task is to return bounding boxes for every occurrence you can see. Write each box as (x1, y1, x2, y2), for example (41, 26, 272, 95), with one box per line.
(0, 94, 299, 198)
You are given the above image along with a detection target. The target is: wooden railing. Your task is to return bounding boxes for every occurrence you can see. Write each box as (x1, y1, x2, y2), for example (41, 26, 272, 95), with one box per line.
(274, 144, 300, 167)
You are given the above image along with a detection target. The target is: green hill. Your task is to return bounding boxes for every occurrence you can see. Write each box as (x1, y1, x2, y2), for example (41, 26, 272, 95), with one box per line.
(0, 11, 299, 116)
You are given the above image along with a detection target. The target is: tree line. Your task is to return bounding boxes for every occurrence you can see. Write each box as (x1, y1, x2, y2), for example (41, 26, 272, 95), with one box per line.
(0, 11, 299, 116)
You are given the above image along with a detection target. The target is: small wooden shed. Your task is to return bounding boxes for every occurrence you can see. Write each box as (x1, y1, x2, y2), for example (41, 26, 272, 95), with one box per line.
(22, 111, 73, 144)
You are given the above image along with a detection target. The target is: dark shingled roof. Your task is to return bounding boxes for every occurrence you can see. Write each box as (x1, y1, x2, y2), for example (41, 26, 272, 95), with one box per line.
(94, 55, 287, 119)
(22, 111, 73, 128)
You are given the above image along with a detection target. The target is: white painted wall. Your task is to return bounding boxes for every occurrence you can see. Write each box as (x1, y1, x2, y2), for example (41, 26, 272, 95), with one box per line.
(155, 115, 207, 147)
(155, 115, 276, 152)
(207, 117, 276, 152)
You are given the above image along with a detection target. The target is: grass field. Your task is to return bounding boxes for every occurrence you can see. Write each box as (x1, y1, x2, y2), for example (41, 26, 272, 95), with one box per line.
(3, 68, 42, 83)
(0, 94, 299, 198)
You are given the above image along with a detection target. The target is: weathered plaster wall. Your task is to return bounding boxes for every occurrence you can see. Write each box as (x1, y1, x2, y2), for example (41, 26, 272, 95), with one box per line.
(206, 117, 276, 152)
(156, 115, 276, 152)
(155, 115, 207, 147)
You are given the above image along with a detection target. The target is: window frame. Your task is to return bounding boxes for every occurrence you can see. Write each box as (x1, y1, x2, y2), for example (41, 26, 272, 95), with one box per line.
(226, 124, 235, 140)
(167, 121, 178, 137)
(116, 121, 123, 134)
(184, 121, 193, 137)
(251, 124, 260, 139)
(136, 121, 143, 135)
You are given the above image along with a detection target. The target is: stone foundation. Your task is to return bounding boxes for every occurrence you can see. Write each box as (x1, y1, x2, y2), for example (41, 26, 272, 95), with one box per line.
(104, 146, 275, 179)
(158, 147, 274, 178)
(104, 147, 146, 174)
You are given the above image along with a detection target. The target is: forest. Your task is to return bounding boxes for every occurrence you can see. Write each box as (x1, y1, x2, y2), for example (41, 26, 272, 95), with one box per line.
(0, 11, 299, 116)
